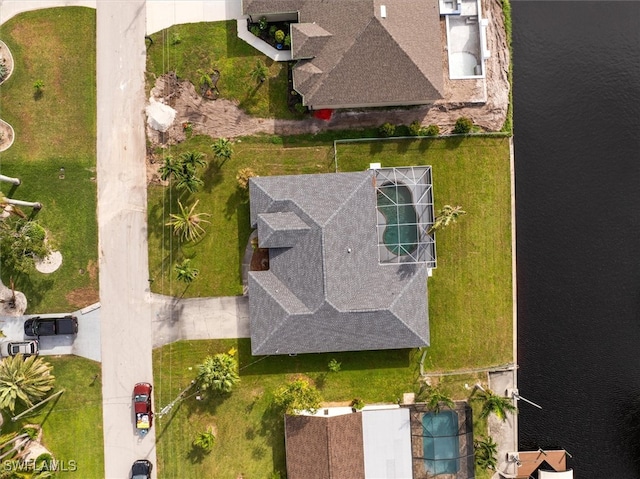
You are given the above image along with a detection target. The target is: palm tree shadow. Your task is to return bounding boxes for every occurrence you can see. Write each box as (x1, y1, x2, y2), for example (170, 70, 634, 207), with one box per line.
(203, 158, 227, 193)
(186, 445, 208, 464)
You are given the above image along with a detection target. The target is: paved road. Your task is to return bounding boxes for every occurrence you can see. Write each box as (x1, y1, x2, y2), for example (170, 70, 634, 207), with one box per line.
(96, 1, 157, 478)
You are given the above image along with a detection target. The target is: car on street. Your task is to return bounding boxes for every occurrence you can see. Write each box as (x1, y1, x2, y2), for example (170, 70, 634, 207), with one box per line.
(0, 340, 39, 357)
(24, 316, 78, 337)
(131, 459, 152, 479)
(133, 382, 153, 433)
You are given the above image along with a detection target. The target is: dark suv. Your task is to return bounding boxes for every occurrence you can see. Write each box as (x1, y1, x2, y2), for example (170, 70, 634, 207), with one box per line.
(24, 316, 78, 337)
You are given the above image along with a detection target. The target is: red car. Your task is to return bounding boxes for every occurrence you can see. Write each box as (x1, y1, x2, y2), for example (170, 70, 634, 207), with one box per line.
(133, 382, 153, 433)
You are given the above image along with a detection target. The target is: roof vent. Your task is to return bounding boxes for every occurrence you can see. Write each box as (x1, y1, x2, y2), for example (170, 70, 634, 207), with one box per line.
(380, 5, 387, 17)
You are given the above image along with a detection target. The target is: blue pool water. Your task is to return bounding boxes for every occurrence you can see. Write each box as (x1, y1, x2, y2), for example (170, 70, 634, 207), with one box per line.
(423, 411, 459, 475)
(376, 183, 418, 256)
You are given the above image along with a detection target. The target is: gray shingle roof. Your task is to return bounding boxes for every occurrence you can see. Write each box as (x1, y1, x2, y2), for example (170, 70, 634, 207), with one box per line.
(257, 212, 310, 248)
(248, 171, 429, 355)
(243, 0, 444, 109)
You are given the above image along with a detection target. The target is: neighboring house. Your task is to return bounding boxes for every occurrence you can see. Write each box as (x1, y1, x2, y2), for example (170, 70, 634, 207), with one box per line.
(284, 407, 413, 479)
(247, 167, 435, 355)
(242, 0, 445, 109)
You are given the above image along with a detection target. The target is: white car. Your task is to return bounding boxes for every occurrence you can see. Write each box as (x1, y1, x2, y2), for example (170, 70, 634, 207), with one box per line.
(0, 340, 39, 357)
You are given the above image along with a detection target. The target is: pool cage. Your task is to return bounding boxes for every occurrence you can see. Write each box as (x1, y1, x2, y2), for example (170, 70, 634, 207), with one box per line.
(373, 167, 436, 267)
(409, 402, 475, 479)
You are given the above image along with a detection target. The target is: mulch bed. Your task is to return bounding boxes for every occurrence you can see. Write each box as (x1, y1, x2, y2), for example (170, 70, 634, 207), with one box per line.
(250, 248, 269, 271)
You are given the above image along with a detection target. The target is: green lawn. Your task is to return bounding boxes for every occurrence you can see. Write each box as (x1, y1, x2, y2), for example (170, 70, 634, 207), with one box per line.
(2, 356, 104, 478)
(0, 7, 98, 313)
(146, 21, 296, 119)
(153, 339, 421, 479)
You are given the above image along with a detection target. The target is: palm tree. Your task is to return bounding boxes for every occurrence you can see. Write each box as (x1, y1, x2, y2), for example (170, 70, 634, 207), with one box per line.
(179, 151, 206, 170)
(166, 200, 210, 242)
(250, 60, 269, 84)
(0, 355, 55, 413)
(158, 156, 180, 181)
(175, 258, 199, 284)
(475, 387, 517, 421)
(428, 205, 466, 234)
(0, 175, 20, 186)
(211, 138, 233, 161)
(424, 388, 455, 414)
(474, 435, 498, 470)
(192, 428, 216, 451)
(196, 353, 240, 394)
(174, 172, 204, 193)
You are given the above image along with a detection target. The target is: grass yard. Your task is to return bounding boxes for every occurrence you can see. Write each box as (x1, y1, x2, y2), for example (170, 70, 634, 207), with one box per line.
(153, 339, 421, 479)
(1, 356, 104, 478)
(146, 21, 296, 119)
(0, 7, 98, 313)
(336, 137, 513, 370)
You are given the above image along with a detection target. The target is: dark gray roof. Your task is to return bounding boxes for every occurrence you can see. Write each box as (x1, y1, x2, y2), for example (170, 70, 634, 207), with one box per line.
(248, 171, 429, 355)
(243, 0, 444, 109)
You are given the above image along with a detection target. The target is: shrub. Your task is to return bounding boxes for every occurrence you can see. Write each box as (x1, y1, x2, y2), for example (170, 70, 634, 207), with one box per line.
(409, 120, 423, 136)
(274, 379, 322, 414)
(236, 167, 257, 190)
(269, 25, 277, 37)
(275, 30, 285, 43)
(351, 398, 365, 410)
(259, 16, 268, 30)
(327, 358, 341, 373)
(379, 122, 395, 137)
(294, 102, 307, 114)
(453, 116, 473, 134)
(33, 79, 44, 91)
(250, 25, 261, 37)
(424, 124, 440, 136)
(284, 34, 291, 47)
(170, 31, 182, 46)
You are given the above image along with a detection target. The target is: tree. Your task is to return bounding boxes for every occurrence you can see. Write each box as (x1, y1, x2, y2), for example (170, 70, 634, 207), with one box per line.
(33, 80, 44, 91)
(0, 355, 55, 413)
(423, 388, 455, 414)
(159, 152, 206, 193)
(475, 388, 517, 422)
(236, 167, 257, 190)
(192, 428, 216, 452)
(474, 435, 498, 470)
(453, 116, 473, 134)
(175, 258, 199, 284)
(0, 218, 50, 274)
(428, 205, 466, 234)
(250, 60, 269, 84)
(274, 379, 322, 414)
(211, 138, 233, 162)
(196, 353, 240, 394)
(158, 156, 180, 182)
(166, 200, 211, 242)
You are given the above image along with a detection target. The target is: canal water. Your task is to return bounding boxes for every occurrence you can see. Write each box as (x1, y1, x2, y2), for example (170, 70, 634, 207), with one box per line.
(513, 1, 640, 477)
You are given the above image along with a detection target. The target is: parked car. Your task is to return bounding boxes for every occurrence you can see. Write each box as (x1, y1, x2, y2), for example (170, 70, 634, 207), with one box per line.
(133, 382, 153, 434)
(0, 340, 39, 357)
(23, 315, 78, 337)
(131, 459, 152, 479)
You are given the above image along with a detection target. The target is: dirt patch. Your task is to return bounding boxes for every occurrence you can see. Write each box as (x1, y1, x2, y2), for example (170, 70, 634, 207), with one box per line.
(65, 287, 99, 309)
(0, 40, 15, 152)
(146, 0, 509, 152)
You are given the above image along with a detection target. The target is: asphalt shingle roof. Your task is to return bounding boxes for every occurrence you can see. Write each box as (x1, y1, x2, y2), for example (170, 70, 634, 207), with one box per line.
(248, 171, 429, 355)
(243, 0, 444, 109)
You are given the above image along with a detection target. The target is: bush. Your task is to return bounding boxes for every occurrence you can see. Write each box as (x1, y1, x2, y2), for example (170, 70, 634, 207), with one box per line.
(274, 379, 322, 414)
(379, 122, 395, 137)
(275, 30, 285, 43)
(236, 167, 257, 190)
(351, 398, 365, 410)
(269, 25, 277, 38)
(284, 34, 291, 47)
(250, 25, 261, 37)
(453, 116, 473, 134)
(294, 102, 307, 114)
(424, 124, 440, 136)
(170, 31, 181, 46)
(259, 16, 268, 30)
(409, 120, 423, 136)
(327, 358, 341, 373)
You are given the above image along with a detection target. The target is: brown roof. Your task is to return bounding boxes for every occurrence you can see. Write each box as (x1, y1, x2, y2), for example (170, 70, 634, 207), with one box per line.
(243, 0, 444, 109)
(285, 413, 365, 479)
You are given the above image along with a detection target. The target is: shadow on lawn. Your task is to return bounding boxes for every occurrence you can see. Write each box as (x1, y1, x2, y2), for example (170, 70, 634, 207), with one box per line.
(260, 403, 287, 473)
(11, 273, 53, 312)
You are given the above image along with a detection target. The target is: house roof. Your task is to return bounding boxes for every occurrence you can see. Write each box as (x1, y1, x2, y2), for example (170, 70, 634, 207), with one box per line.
(248, 171, 429, 355)
(284, 413, 365, 479)
(243, 0, 444, 108)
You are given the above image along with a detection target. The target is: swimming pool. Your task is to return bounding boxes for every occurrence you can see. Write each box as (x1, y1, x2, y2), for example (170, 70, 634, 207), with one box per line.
(423, 411, 460, 475)
(376, 183, 419, 256)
